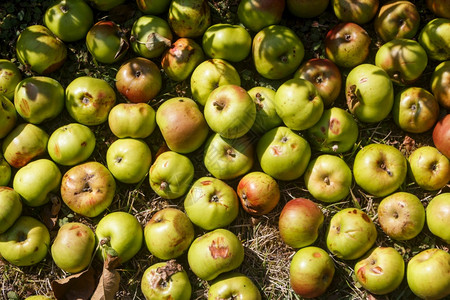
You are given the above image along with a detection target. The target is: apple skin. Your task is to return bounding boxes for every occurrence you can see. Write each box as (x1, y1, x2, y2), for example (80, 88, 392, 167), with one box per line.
(426, 193, 450, 243)
(237, 171, 280, 216)
(407, 248, 450, 300)
(287, 0, 328, 18)
(168, 0, 211, 38)
(187, 228, 244, 281)
(0, 153, 12, 186)
(326, 208, 377, 260)
(354, 247, 405, 295)
(86, 21, 128, 64)
(0, 94, 17, 139)
(24, 296, 52, 300)
(0, 187, 22, 234)
(108, 103, 156, 139)
(184, 177, 239, 230)
(0, 59, 22, 100)
(208, 272, 262, 299)
(433, 114, 450, 159)
(378, 192, 425, 241)
(248, 86, 283, 135)
(418, 18, 450, 61)
(332, 0, 379, 24)
(144, 208, 194, 260)
(289, 246, 335, 298)
(136, 0, 171, 15)
(0, 216, 50, 266)
(431, 61, 450, 109)
(89, 0, 125, 11)
(238, 0, 285, 32)
(426, 0, 450, 19)
(279, 198, 324, 249)
(408, 146, 450, 191)
(51, 222, 95, 273)
(95, 211, 143, 264)
(252, 25, 305, 80)
(304, 154, 352, 203)
(60, 161, 116, 218)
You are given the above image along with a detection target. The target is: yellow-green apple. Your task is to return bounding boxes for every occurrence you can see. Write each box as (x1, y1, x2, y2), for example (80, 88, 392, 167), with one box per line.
(0, 59, 22, 100)
(326, 208, 377, 260)
(426, 0, 450, 19)
(0, 187, 22, 234)
(0, 153, 11, 186)
(378, 192, 425, 240)
(0, 216, 50, 266)
(108, 103, 156, 139)
(2, 123, 49, 168)
(24, 296, 52, 300)
(409, 146, 450, 191)
(289, 246, 335, 298)
(353, 143, 407, 197)
(204, 85, 256, 139)
(208, 272, 261, 299)
(95, 211, 143, 264)
(190, 58, 241, 106)
(149, 151, 194, 199)
(156, 97, 209, 153)
(332, 0, 378, 24)
(287, 0, 328, 18)
(65, 76, 116, 126)
(247, 86, 282, 135)
(89, 0, 125, 10)
(252, 25, 305, 79)
(51, 222, 95, 273)
(418, 18, 450, 61)
(44, 0, 94, 42)
(161, 38, 204, 81)
(136, 0, 171, 14)
(426, 193, 450, 243)
(86, 21, 128, 64)
(168, 0, 210, 38)
(279, 198, 324, 248)
(144, 208, 194, 260)
(304, 154, 352, 203)
(115, 57, 161, 103)
(14, 76, 64, 124)
(238, 0, 285, 32)
(141, 260, 192, 300)
(16, 25, 67, 74)
(406, 248, 450, 300)
(187, 228, 244, 281)
(346, 64, 394, 123)
(106, 138, 152, 184)
(431, 61, 450, 109)
(184, 177, 239, 230)
(354, 247, 405, 295)
(0, 95, 17, 139)
(325, 22, 371, 68)
(203, 134, 254, 180)
(256, 126, 311, 181)
(433, 114, 450, 159)
(237, 171, 280, 216)
(60, 161, 116, 218)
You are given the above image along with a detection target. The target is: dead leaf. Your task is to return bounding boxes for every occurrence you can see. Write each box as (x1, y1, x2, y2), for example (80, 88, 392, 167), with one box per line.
(41, 194, 62, 231)
(91, 254, 121, 300)
(108, 4, 136, 23)
(144, 32, 171, 52)
(52, 267, 96, 300)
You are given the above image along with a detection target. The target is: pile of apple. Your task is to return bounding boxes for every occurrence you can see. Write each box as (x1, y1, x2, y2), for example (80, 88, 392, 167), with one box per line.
(0, 0, 449, 299)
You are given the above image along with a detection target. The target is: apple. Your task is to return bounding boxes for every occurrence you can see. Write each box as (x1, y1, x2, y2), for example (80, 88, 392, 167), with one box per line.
(2, 123, 49, 169)
(156, 97, 209, 153)
(95, 211, 143, 264)
(149, 151, 194, 200)
(409, 146, 450, 191)
(0, 94, 17, 139)
(354, 247, 405, 295)
(325, 22, 371, 68)
(136, 0, 171, 14)
(433, 114, 450, 159)
(0, 216, 50, 266)
(115, 57, 162, 103)
(24, 296, 52, 300)
(0, 59, 22, 100)
(304, 154, 352, 203)
(426, 193, 450, 243)
(237, 171, 280, 216)
(202, 24, 252, 62)
(252, 25, 305, 79)
(346, 64, 394, 123)
(65, 76, 116, 126)
(208, 272, 261, 299)
(16, 25, 67, 74)
(275, 78, 324, 131)
(14, 76, 65, 124)
(168, 0, 210, 38)
(190, 58, 241, 106)
(47, 123, 96, 166)
(286, 0, 328, 18)
(187, 228, 244, 281)
(44, 0, 94, 42)
(141, 260, 192, 300)
(60, 161, 116, 218)
(279, 198, 324, 249)
(204, 85, 256, 139)
(108, 103, 156, 139)
(375, 39, 428, 85)
(203, 133, 254, 180)
(407, 248, 450, 300)
(238, 0, 285, 32)
(378, 192, 425, 241)
(431, 61, 450, 109)
(290, 246, 335, 298)
(86, 21, 128, 64)
(418, 18, 450, 61)
(106, 138, 152, 184)
(144, 208, 194, 260)
(13, 159, 62, 207)
(89, 0, 125, 11)
(51, 222, 95, 273)
(256, 126, 311, 181)
(184, 177, 239, 230)
(0, 153, 11, 186)
(247, 86, 282, 135)
(0, 187, 22, 234)
(332, 0, 378, 24)
(426, 0, 450, 19)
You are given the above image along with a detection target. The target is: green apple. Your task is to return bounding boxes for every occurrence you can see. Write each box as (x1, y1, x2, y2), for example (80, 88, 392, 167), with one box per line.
(0, 187, 22, 234)
(409, 146, 450, 191)
(238, 0, 285, 32)
(24, 296, 52, 300)
(418, 18, 450, 61)
(332, 0, 378, 24)
(431, 60, 450, 109)
(0, 95, 17, 139)
(426, 0, 450, 18)
(208, 272, 261, 299)
(168, 0, 210, 38)
(136, 0, 171, 14)
(86, 21, 128, 64)
(426, 193, 450, 243)
(287, 0, 328, 18)
(89, 0, 125, 10)
(247, 86, 282, 135)
(0, 153, 11, 186)
(108, 103, 156, 139)
(0, 59, 22, 100)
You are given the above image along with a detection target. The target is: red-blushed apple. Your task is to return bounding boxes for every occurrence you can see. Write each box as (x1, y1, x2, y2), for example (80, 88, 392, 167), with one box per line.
(248, 86, 283, 135)
(0, 94, 16, 139)
(136, 0, 171, 14)
(108, 103, 156, 139)
(426, 193, 450, 243)
(286, 0, 328, 18)
(279, 198, 324, 249)
(354, 247, 405, 295)
(418, 18, 450, 61)
(0, 59, 22, 100)
(378, 192, 425, 241)
(332, 0, 378, 24)
(0, 187, 22, 234)
(86, 21, 128, 64)
(289, 246, 335, 298)
(433, 114, 450, 159)
(208, 272, 262, 299)
(426, 0, 450, 19)
(431, 61, 450, 109)
(168, 0, 210, 38)
(238, 0, 285, 32)
(326, 208, 377, 260)
(237, 171, 280, 216)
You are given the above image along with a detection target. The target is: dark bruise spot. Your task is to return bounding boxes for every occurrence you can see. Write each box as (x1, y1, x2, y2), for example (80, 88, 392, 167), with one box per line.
(357, 268, 367, 283)
(81, 141, 87, 147)
(76, 230, 83, 237)
(209, 237, 230, 259)
(34, 246, 39, 252)
(362, 213, 371, 223)
(320, 126, 326, 134)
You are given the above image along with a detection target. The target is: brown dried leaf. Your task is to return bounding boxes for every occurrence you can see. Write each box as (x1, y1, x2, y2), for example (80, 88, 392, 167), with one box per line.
(108, 4, 136, 23)
(91, 254, 121, 300)
(52, 267, 96, 300)
(144, 32, 171, 52)
(41, 194, 61, 231)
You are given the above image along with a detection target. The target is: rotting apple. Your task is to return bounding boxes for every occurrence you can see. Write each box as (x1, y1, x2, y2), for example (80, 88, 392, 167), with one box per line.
(332, 0, 379, 24)
(286, 0, 328, 18)
(0, 59, 22, 100)
(208, 272, 262, 299)
(0, 94, 17, 139)
(418, 18, 450, 61)
(168, 0, 211, 38)
(108, 103, 156, 139)
(431, 61, 450, 109)
(247, 86, 283, 136)
(238, 0, 285, 32)
(0, 187, 22, 234)
(433, 114, 450, 159)
(426, 193, 450, 243)
(86, 21, 128, 64)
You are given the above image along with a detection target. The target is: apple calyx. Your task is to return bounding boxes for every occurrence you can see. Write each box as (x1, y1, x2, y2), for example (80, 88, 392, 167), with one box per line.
(255, 93, 264, 111)
(213, 100, 225, 111)
(150, 260, 183, 289)
(379, 161, 393, 176)
(160, 181, 169, 191)
(59, 4, 69, 14)
(347, 84, 360, 112)
(210, 194, 220, 203)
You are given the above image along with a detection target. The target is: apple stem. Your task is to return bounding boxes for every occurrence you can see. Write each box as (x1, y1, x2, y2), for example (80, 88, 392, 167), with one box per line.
(213, 101, 225, 111)
(210, 194, 220, 202)
(345, 34, 351, 41)
(226, 148, 236, 158)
